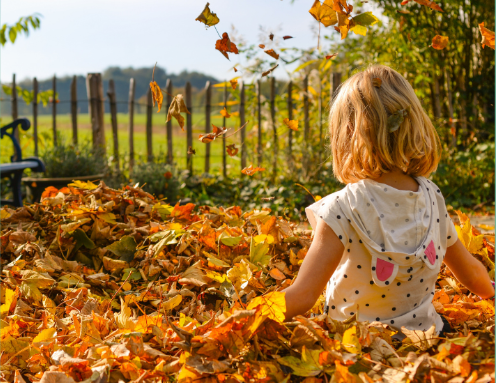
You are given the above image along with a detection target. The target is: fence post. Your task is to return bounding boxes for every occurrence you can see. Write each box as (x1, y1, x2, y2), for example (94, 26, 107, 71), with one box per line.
(12, 74, 19, 144)
(33, 78, 38, 157)
(186, 82, 193, 174)
(270, 77, 277, 179)
(52, 75, 57, 146)
(222, 83, 228, 178)
(204, 81, 211, 173)
(86, 73, 106, 153)
(303, 75, 309, 142)
(240, 81, 246, 170)
(257, 79, 262, 167)
(128, 78, 136, 172)
(146, 87, 153, 162)
(287, 80, 293, 160)
(71, 75, 78, 145)
(107, 79, 120, 171)
(166, 79, 173, 165)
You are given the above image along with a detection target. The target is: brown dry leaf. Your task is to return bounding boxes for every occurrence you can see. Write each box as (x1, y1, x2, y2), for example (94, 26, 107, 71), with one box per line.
(166, 94, 190, 131)
(187, 146, 196, 155)
(215, 32, 239, 60)
(269, 33, 274, 41)
(283, 118, 299, 131)
(226, 144, 239, 157)
(233, 67, 238, 72)
(220, 107, 231, 118)
(241, 165, 266, 176)
(372, 78, 382, 88)
(414, 0, 443, 12)
(431, 35, 449, 50)
(259, 44, 266, 49)
(149, 81, 163, 112)
(262, 64, 279, 77)
(199, 124, 228, 143)
(264, 49, 280, 60)
(283, 35, 293, 40)
(479, 22, 495, 49)
(326, 53, 338, 59)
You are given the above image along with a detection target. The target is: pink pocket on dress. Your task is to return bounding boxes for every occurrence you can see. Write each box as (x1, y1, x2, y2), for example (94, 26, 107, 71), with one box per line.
(376, 258, 395, 281)
(424, 240, 436, 265)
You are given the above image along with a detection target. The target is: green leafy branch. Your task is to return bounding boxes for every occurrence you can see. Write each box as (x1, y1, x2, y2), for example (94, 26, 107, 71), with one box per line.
(0, 13, 42, 46)
(2, 85, 56, 107)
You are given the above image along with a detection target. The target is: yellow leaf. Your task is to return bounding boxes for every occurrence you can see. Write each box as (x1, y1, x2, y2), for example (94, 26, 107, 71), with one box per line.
(97, 212, 117, 224)
(283, 118, 299, 131)
(254, 234, 274, 244)
(309, 0, 338, 27)
(162, 295, 182, 311)
(195, 2, 220, 27)
(220, 107, 231, 118)
(227, 259, 253, 290)
(150, 81, 164, 112)
(68, 180, 98, 190)
(166, 94, 190, 131)
(33, 328, 57, 343)
(342, 326, 361, 354)
(0, 208, 12, 220)
(351, 24, 367, 36)
(0, 288, 17, 318)
(246, 291, 286, 323)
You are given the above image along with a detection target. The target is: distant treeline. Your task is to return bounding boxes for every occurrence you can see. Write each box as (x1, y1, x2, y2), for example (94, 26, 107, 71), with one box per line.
(1, 66, 219, 115)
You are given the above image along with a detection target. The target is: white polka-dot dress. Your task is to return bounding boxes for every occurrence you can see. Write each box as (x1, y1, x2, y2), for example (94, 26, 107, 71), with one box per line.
(306, 177, 458, 334)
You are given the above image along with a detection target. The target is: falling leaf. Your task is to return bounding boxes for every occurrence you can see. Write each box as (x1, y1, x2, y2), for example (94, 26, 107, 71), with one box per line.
(431, 35, 449, 50)
(233, 67, 238, 72)
(269, 33, 274, 41)
(326, 53, 338, 59)
(166, 94, 191, 131)
(230, 78, 238, 90)
(283, 118, 299, 131)
(164, 171, 173, 179)
(283, 35, 293, 40)
(387, 106, 410, 132)
(309, 0, 338, 27)
(226, 144, 239, 157)
(187, 146, 196, 155)
(199, 124, 228, 143)
(264, 49, 280, 60)
(414, 0, 443, 12)
(195, 2, 220, 27)
(215, 32, 239, 60)
(220, 107, 231, 118)
(259, 44, 266, 49)
(372, 78, 382, 88)
(241, 165, 266, 176)
(397, 9, 411, 14)
(150, 81, 163, 113)
(479, 22, 495, 49)
(262, 64, 279, 77)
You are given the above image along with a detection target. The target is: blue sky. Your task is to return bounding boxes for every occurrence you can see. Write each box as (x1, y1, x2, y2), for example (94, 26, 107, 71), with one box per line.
(1, 0, 328, 82)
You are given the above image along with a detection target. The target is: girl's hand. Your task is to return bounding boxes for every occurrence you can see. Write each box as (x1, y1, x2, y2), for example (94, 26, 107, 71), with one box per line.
(443, 238, 495, 299)
(282, 218, 344, 321)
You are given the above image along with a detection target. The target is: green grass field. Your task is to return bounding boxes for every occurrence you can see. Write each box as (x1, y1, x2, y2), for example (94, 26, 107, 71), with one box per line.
(1, 112, 265, 176)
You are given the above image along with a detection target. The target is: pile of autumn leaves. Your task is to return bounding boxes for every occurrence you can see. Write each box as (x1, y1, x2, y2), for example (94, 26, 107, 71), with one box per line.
(1, 181, 495, 383)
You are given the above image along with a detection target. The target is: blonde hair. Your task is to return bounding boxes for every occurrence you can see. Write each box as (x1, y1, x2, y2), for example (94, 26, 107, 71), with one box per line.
(329, 64, 441, 184)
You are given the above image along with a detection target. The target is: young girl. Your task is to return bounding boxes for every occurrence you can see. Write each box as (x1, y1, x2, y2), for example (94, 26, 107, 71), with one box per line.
(283, 65, 494, 335)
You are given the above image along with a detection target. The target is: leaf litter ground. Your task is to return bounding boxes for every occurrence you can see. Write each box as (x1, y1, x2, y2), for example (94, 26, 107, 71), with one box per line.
(1, 181, 494, 383)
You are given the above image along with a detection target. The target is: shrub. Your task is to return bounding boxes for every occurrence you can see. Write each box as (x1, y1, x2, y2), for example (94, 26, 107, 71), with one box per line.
(130, 161, 180, 202)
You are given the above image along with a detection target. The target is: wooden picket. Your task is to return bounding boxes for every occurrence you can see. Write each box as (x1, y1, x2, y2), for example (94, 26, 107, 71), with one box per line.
(128, 78, 136, 172)
(71, 75, 78, 145)
(52, 75, 57, 146)
(108, 79, 120, 170)
(32, 78, 39, 157)
(166, 79, 173, 165)
(185, 82, 193, 173)
(146, 87, 153, 162)
(204, 81, 212, 173)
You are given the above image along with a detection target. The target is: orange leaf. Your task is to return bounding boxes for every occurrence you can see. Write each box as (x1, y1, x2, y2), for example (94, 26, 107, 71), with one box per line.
(431, 35, 449, 50)
(150, 81, 163, 112)
(283, 118, 299, 131)
(269, 268, 285, 280)
(283, 35, 293, 40)
(372, 78, 382, 88)
(262, 64, 279, 77)
(220, 107, 231, 118)
(199, 124, 228, 143)
(264, 49, 279, 60)
(241, 165, 266, 176)
(414, 0, 443, 12)
(234, 67, 238, 72)
(230, 78, 238, 90)
(326, 53, 338, 59)
(269, 33, 274, 41)
(479, 22, 495, 50)
(226, 144, 239, 157)
(259, 44, 266, 49)
(215, 32, 239, 60)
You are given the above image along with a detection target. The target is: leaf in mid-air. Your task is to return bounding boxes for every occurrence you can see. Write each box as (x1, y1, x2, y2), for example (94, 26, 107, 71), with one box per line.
(283, 118, 299, 131)
(431, 35, 449, 50)
(195, 3, 219, 27)
(199, 125, 228, 143)
(283, 35, 293, 40)
(264, 49, 279, 60)
(215, 32, 239, 60)
(262, 64, 279, 77)
(241, 165, 266, 176)
(309, 0, 338, 27)
(230, 78, 238, 90)
(106, 235, 137, 262)
(414, 0, 443, 12)
(226, 144, 239, 157)
(166, 95, 191, 131)
(150, 81, 163, 112)
(220, 108, 231, 118)
(326, 53, 338, 59)
(479, 22, 495, 50)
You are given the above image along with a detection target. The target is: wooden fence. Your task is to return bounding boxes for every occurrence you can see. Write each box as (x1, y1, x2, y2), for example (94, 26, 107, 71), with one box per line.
(5, 72, 343, 177)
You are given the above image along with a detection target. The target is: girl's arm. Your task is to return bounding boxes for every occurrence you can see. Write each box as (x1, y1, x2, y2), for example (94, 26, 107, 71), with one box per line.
(443, 238, 494, 299)
(283, 218, 345, 321)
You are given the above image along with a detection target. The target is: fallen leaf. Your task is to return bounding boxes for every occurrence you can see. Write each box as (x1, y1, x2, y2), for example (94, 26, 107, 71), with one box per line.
(195, 2, 219, 27)
(387, 106, 410, 133)
(246, 291, 286, 323)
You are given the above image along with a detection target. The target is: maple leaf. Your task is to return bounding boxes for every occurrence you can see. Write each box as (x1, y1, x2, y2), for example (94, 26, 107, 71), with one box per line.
(431, 35, 449, 50)
(195, 2, 219, 27)
(262, 64, 279, 77)
(246, 291, 286, 323)
(264, 49, 279, 60)
(199, 124, 228, 143)
(479, 22, 495, 49)
(283, 118, 299, 131)
(226, 144, 239, 157)
(215, 32, 239, 60)
(230, 78, 238, 90)
(166, 94, 190, 131)
(309, 0, 338, 27)
(242, 165, 266, 176)
(220, 107, 231, 118)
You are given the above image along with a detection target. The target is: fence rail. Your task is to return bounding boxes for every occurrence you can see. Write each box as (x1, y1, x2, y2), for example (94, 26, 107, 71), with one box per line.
(4, 72, 343, 177)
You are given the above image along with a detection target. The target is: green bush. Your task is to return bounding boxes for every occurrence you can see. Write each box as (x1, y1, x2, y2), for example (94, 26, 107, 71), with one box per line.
(130, 161, 180, 202)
